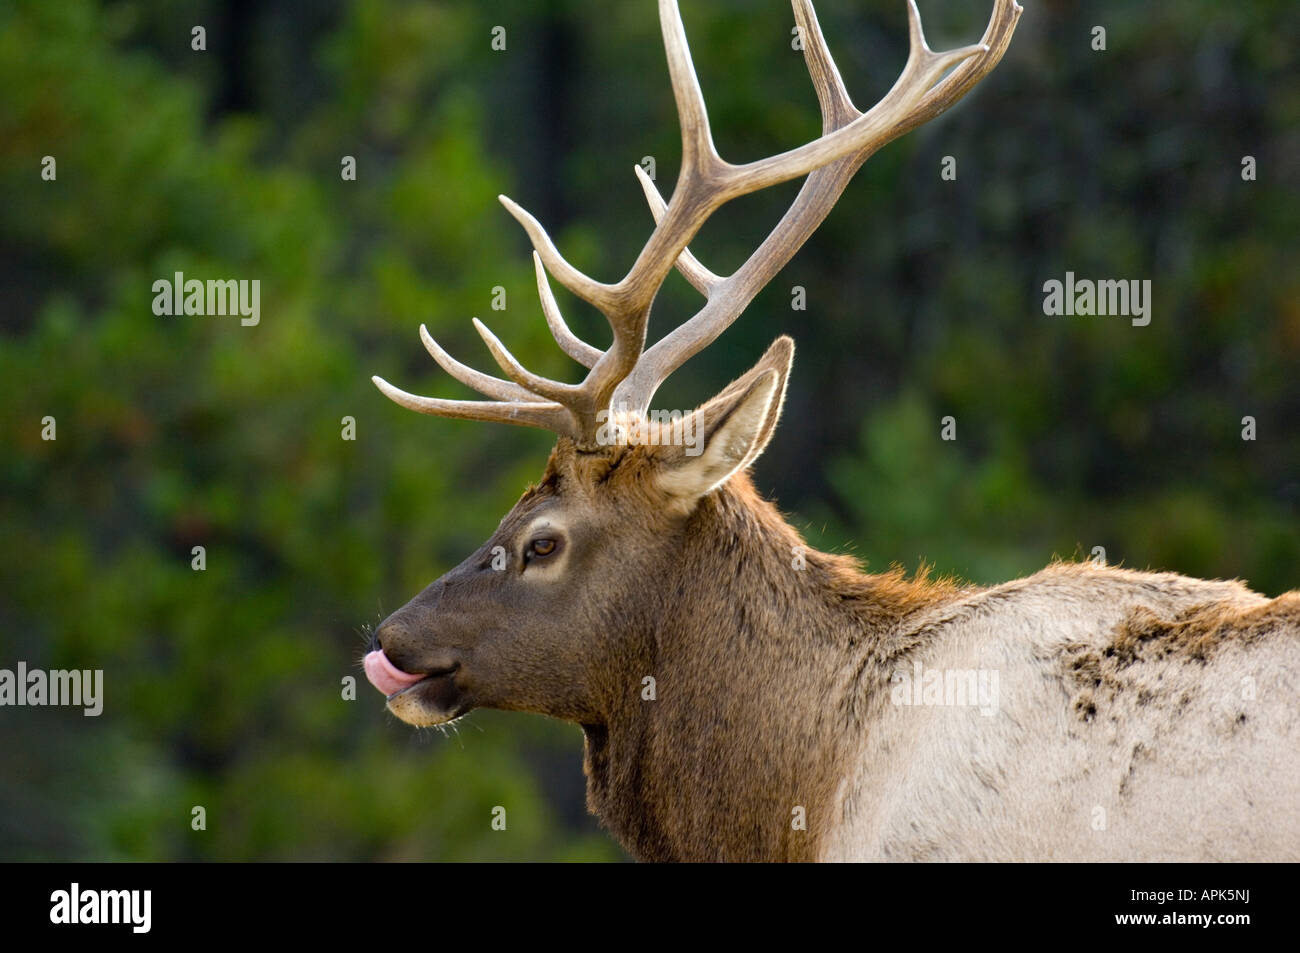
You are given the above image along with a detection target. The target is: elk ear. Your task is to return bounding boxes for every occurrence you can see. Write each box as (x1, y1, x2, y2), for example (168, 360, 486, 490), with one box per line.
(655, 336, 793, 504)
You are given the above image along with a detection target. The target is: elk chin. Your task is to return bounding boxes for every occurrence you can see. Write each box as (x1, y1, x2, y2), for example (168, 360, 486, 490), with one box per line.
(385, 673, 470, 727)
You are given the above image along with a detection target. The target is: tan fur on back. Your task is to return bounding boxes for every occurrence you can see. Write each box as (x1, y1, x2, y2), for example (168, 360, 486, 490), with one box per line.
(822, 563, 1299, 861)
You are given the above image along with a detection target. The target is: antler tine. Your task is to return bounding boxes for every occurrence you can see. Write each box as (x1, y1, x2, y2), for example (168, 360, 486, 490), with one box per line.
(533, 252, 602, 369)
(634, 164, 722, 297)
(498, 194, 621, 316)
(793, 0, 859, 131)
(715, 2, 996, 198)
(371, 374, 580, 439)
(907, 0, 1023, 132)
(470, 317, 586, 404)
(613, 0, 1022, 414)
(658, 0, 722, 175)
(418, 323, 539, 403)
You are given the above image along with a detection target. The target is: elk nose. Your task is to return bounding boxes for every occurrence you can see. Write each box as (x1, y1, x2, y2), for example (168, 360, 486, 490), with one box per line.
(373, 614, 459, 672)
(373, 618, 413, 667)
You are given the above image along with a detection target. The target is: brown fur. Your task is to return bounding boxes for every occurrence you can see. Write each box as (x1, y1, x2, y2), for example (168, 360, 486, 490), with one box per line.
(572, 464, 959, 860)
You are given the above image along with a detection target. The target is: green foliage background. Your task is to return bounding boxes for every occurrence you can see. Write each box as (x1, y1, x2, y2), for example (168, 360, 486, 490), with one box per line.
(1, 0, 1296, 860)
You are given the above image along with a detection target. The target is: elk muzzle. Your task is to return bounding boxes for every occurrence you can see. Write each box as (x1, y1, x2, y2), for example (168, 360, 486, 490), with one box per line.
(365, 583, 471, 726)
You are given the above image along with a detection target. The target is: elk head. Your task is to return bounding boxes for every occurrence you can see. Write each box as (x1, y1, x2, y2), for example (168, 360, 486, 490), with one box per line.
(365, 0, 1021, 730)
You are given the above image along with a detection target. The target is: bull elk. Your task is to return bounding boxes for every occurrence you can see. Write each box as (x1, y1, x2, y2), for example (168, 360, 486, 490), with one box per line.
(365, 0, 1300, 861)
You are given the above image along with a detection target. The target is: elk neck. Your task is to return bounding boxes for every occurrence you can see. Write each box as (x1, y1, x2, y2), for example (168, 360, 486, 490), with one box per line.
(581, 471, 964, 861)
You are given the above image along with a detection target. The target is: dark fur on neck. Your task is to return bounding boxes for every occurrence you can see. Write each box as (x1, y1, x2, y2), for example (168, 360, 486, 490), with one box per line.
(582, 472, 960, 861)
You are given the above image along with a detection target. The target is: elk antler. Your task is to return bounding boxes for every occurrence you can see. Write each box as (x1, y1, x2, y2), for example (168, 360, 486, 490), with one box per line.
(373, 0, 1023, 447)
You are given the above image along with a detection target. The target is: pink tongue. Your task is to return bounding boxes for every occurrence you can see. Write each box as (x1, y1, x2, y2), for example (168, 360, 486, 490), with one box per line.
(364, 650, 426, 696)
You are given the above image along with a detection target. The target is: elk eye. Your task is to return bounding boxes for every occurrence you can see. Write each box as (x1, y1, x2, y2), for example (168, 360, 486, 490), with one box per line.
(528, 538, 557, 559)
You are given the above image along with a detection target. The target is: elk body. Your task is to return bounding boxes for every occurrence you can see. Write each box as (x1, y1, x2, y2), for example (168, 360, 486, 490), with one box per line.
(365, 1, 1300, 861)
